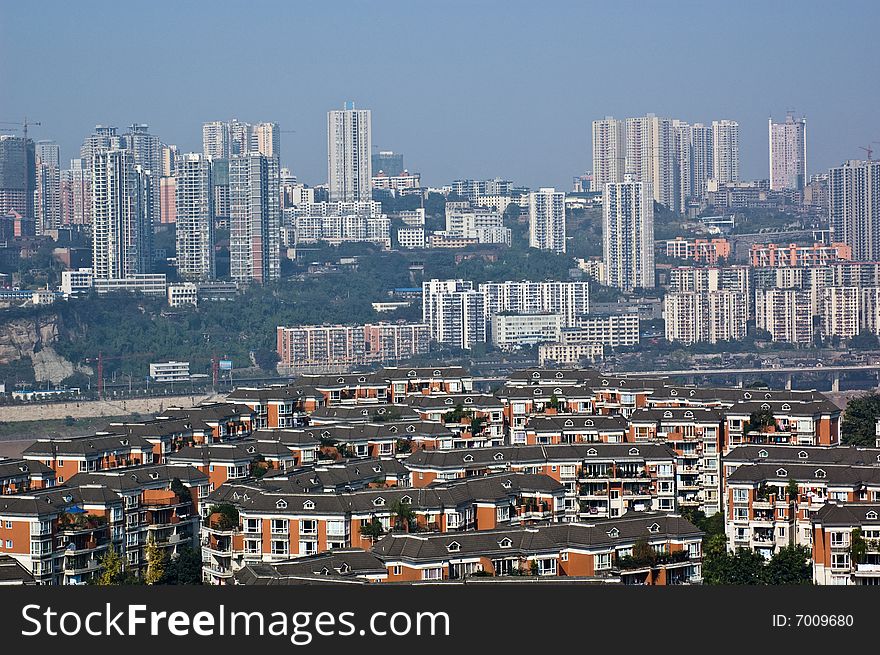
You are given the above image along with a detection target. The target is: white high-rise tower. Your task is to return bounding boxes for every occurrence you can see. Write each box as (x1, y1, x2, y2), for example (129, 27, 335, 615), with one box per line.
(327, 102, 372, 202)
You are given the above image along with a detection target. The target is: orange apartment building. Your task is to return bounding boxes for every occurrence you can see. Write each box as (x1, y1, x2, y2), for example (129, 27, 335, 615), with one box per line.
(750, 242, 852, 268)
(665, 237, 731, 265)
(22, 433, 155, 484)
(226, 386, 310, 428)
(199, 472, 566, 584)
(524, 415, 628, 445)
(811, 502, 880, 585)
(0, 459, 56, 494)
(372, 512, 703, 585)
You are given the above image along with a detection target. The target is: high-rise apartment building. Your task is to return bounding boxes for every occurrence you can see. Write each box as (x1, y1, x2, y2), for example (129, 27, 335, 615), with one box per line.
(35, 140, 60, 168)
(603, 180, 654, 290)
(755, 288, 813, 344)
(61, 159, 90, 225)
(828, 160, 880, 261)
(229, 154, 280, 284)
(252, 122, 280, 158)
(480, 281, 589, 327)
(625, 114, 677, 211)
(664, 291, 748, 344)
(124, 124, 162, 230)
(769, 114, 807, 191)
(711, 120, 740, 184)
(421, 279, 487, 350)
(528, 187, 566, 253)
(0, 134, 36, 219)
(690, 123, 713, 201)
(327, 102, 372, 202)
(175, 153, 215, 280)
(202, 121, 230, 160)
(672, 120, 692, 211)
(591, 117, 626, 192)
(91, 149, 153, 279)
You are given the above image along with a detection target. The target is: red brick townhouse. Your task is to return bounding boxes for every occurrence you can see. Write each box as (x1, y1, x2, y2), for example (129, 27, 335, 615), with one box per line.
(226, 385, 310, 428)
(233, 549, 388, 584)
(381, 366, 474, 402)
(722, 398, 842, 452)
(372, 512, 703, 585)
(404, 394, 505, 447)
(0, 485, 124, 585)
(199, 472, 565, 584)
(628, 407, 724, 516)
(307, 404, 421, 426)
(724, 461, 880, 559)
(302, 373, 391, 405)
(22, 433, 155, 483)
(524, 415, 628, 445)
(249, 428, 321, 467)
(0, 458, 55, 494)
(811, 502, 880, 585)
(166, 444, 258, 491)
(110, 418, 201, 462)
(158, 402, 255, 440)
(292, 422, 454, 458)
(68, 464, 208, 573)
(404, 443, 679, 520)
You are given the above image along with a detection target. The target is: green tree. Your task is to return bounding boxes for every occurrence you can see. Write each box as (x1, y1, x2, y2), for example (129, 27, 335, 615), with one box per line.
(163, 547, 203, 585)
(361, 516, 385, 542)
(842, 393, 880, 446)
(631, 538, 657, 567)
(93, 545, 131, 585)
(748, 408, 776, 431)
(253, 348, 280, 372)
(850, 330, 880, 350)
(851, 528, 867, 565)
(390, 500, 417, 533)
(144, 537, 168, 584)
(764, 545, 812, 585)
(703, 548, 766, 585)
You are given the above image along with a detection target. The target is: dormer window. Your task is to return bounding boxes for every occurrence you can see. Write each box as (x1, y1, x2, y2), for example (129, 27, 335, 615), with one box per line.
(502, 480, 512, 489)
(233, 492, 240, 500)
(553, 388, 562, 395)
(555, 372, 563, 379)
(320, 567, 330, 575)
(564, 419, 574, 427)
(815, 469, 826, 479)
(373, 497, 386, 507)
(585, 419, 594, 427)
(798, 451, 808, 459)
(684, 411, 694, 419)
(446, 541, 461, 552)
(464, 397, 473, 404)
(358, 377, 366, 383)
(401, 495, 412, 504)
(445, 398, 454, 405)
(498, 537, 513, 548)
(663, 411, 673, 418)
(670, 390, 678, 396)
(602, 380, 609, 386)
(606, 528, 619, 538)
(303, 500, 315, 510)
(534, 389, 541, 396)
(744, 392, 752, 400)
(408, 370, 417, 377)
(361, 409, 369, 416)
(689, 390, 696, 397)
(648, 523, 660, 534)
(149, 472, 159, 480)
(761, 403, 771, 411)
(373, 466, 382, 473)
(782, 403, 791, 411)
(337, 377, 345, 384)
(764, 393, 772, 399)
(247, 446, 256, 454)
(758, 449, 768, 458)
(587, 448, 598, 456)
(493, 453, 504, 461)
(389, 426, 398, 433)
(339, 563, 350, 574)
(432, 370, 441, 376)
(463, 454, 474, 463)
(532, 372, 541, 379)
(629, 447, 640, 456)
(776, 468, 788, 477)
(276, 499, 288, 509)
(867, 511, 878, 521)
(407, 425, 415, 433)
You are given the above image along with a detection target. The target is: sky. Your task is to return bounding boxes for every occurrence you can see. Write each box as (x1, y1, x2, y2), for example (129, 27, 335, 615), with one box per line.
(1, 0, 879, 189)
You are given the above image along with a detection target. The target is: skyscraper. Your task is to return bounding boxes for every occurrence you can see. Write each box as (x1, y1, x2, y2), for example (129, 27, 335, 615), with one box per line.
(625, 114, 676, 211)
(690, 123, 713, 201)
(252, 122, 280, 158)
(61, 159, 90, 225)
(828, 160, 880, 261)
(528, 187, 566, 253)
(91, 149, 153, 279)
(202, 121, 230, 160)
(0, 134, 36, 219)
(603, 180, 655, 290)
(124, 125, 162, 229)
(35, 141, 61, 233)
(672, 120, 692, 211)
(327, 102, 372, 202)
(711, 120, 740, 184)
(175, 153, 214, 280)
(769, 114, 807, 191)
(591, 117, 625, 192)
(229, 154, 280, 284)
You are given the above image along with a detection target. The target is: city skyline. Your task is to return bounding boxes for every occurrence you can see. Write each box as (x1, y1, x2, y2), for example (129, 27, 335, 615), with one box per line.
(1, 0, 879, 189)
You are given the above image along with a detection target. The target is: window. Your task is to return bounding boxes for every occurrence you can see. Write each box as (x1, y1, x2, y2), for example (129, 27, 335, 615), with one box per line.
(536, 559, 557, 576)
(496, 506, 510, 522)
(299, 520, 317, 536)
(244, 539, 260, 554)
(271, 540, 289, 556)
(327, 520, 345, 537)
(271, 519, 289, 535)
(734, 508, 748, 521)
(733, 489, 748, 503)
(688, 542, 701, 558)
(3, 521, 10, 529)
(595, 553, 612, 570)
(299, 541, 318, 556)
(4, 540, 11, 549)
(244, 518, 260, 533)
(830, 532, 849, 547)
(561, 552, 569, 562)
(422, 567, 442, 580)
(391, 565, 401, 576)
(831, 553, 850, 570)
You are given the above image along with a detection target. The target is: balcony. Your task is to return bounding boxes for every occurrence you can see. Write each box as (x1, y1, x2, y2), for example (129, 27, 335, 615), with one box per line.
(64, 558, 101, 576)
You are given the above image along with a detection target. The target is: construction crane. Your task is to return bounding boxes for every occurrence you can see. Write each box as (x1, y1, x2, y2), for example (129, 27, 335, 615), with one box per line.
(860, 145, 874, 161)
(84, 351, 154, 399)
(0, 117, 41, 141)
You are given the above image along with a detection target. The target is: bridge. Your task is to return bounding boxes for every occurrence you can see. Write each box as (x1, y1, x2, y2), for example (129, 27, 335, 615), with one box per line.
(474, 363, 880, 392)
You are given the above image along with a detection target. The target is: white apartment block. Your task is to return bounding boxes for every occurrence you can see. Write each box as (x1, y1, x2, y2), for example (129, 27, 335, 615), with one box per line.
(820, 286, 860, 339)
(444, 202, 511, 245)
(538, 342, 604, 366)
(625, 114, 677, 212)
(396, 226, 425, 249)
(711, 120, 740, 185)
(60, 268, 94, 295)
(755, 288, 813, 344)
(672, 120, 692, 211)
(570, 312, 640, 347)
(421, 280, 486, 351)
(292, 213, 391, 248)
(828, 160, 880, 262)
(327, 102, 372, 202)
(528, 188, 566, 253)
(669, 265, 751, 295)
(91, 149, 153, 280)
(92, 274, 167, 296)
(473, 194, 524, 213)
(175, 153, 215, 280)
(769, 114, 807, 191)
(591, 117, 626, 192)
(149, 361, 190, 383)
(229, 154, 280, 284)
(664, 291, 748, 344)
(479, 281, 589, 327)
(690, 123, 713, 201)
(602, 180, 654, 290)
(490, 313, 564, 349)
(167, 283, 198, 308)
(397, 208, 425, 226)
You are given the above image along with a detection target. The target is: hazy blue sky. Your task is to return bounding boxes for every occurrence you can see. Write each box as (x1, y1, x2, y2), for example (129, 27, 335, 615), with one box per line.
(1, 0, 878, 189)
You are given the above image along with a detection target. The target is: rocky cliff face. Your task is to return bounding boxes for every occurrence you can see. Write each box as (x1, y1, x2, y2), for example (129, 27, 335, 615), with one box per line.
(0, 314, 87, 384)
